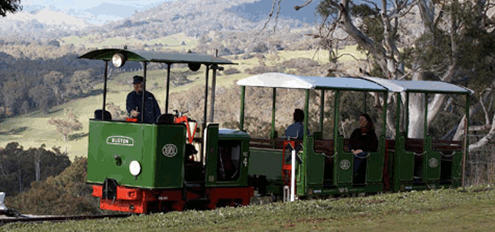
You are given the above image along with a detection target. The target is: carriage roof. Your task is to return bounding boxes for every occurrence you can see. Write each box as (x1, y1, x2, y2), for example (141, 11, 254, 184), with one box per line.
(79, 48, 235, 65)
(236, 72, 387, 92)
(361, 76, 473, 94)
(237, 72, 472, 94)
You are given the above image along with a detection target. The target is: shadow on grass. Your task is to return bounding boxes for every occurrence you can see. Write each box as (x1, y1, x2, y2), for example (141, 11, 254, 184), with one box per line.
(69, 132, 89, 141)
(0, 127, 28, 135)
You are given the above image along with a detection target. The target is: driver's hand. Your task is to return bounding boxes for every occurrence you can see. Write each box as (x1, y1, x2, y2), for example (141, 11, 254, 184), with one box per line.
(130, 110, 140, 117)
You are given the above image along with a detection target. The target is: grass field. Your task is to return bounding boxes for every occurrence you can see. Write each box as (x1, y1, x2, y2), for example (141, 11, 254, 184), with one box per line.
(0, 47, 357, 159)
(2, 186, 495, 231)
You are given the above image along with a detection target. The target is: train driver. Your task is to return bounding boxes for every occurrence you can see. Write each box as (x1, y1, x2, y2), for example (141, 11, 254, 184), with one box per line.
(126, 75, 161, 123)
(349, 113, 378, 183)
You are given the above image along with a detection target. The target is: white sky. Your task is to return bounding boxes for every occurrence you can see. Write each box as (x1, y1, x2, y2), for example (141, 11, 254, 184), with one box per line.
(22, 0, 168, 10)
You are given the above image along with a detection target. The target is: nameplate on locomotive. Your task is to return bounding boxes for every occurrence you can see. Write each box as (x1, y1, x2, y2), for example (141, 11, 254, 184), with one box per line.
(162, 144, 178, 158)
(106, 136, 135, 147)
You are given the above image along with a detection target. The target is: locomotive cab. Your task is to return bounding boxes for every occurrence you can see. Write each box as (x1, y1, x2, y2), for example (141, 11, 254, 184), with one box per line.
(81, 49, 253, 213)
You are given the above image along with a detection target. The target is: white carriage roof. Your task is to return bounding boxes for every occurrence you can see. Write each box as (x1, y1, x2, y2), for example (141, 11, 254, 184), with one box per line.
(236, 73, 387, 91)
(361, 76, 473, 94)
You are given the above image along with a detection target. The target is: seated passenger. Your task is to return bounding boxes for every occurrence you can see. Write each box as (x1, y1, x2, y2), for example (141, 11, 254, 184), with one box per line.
(284, 109, 306, 164)
(126, 75, 161, 123)
(284, 109, 305, 140)
(349, 113, 378, 184)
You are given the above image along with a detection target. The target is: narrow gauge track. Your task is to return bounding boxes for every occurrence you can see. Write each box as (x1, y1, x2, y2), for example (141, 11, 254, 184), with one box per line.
(0, 214, 131, 225)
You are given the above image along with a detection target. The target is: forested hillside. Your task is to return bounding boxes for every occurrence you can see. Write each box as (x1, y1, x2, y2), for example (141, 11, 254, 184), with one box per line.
(0, 52, 101, 117)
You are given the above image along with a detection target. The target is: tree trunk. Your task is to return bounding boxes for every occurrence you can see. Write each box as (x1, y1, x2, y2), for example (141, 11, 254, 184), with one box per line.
(408, 93, 426, 138)
(35, 153, 40, 182)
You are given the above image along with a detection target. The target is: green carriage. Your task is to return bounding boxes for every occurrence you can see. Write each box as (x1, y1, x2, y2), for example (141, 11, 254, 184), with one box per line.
(237, 73, 471, 198)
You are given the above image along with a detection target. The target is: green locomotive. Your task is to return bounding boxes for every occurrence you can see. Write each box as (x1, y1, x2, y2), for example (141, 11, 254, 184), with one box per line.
(81, 49, 472, 213)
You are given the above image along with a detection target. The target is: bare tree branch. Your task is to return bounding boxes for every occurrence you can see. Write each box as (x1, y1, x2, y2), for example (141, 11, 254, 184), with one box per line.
(469, 113, 495, 152)
(418, 0, 436, 34)
(261, 0, 281, 32)
(480, 93, 491, 126)
(295, 0, 313, 11)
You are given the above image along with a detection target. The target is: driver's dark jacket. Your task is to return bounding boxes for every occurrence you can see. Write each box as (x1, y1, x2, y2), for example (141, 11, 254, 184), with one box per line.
(126, 90, 161, 123)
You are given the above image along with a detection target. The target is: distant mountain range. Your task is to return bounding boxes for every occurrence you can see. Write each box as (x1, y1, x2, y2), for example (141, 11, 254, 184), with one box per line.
(0, 0, 319, 40)
(91, 0, 318, 39)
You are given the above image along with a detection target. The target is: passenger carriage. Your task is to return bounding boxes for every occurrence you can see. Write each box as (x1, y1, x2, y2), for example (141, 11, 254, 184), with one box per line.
(238, 73, 471, 198)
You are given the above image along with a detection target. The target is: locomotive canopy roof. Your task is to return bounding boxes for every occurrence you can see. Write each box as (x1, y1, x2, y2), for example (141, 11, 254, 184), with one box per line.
(361, 76, 473, 94)
(236, 72, 387, 92)
(79, 48, 235, 65)
(237, 72, 472, 94)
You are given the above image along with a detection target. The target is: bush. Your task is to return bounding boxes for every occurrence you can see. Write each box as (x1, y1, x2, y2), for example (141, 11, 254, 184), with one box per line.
(223, 68, 240, 75)
(245, 65, 283, 74)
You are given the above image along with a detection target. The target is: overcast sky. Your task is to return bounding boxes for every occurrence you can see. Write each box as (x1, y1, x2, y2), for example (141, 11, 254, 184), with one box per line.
(22, 0, 168, 11)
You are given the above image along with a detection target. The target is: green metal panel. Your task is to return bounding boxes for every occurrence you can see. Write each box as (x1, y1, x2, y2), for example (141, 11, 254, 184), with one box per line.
(306, 136, 325, 188)
(218, 130, 250, 140)
(451, 151, 463, 186)
(248, 148, 282, 181)
(205, 124, 219, 187)
(391, 135, 415, 191)
(422, 136, 441, 183)
(366, 136, 386, 183)
(334, 135, 353, 185)
(87, 120, 185, 189)
(154, 125, 186, 188)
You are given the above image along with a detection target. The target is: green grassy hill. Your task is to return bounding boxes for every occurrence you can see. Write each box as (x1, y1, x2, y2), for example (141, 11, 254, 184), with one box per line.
(0, 48, 351, 159)
(3, 186, 495, 231)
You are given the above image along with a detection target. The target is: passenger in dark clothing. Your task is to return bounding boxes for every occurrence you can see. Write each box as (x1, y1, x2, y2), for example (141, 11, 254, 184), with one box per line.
(285, 109, 306, 139)
(349, 113, 378, 184)
(126, 75, 161, 123)
(284, 109, 306, 164)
